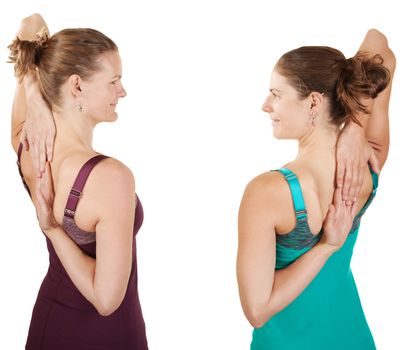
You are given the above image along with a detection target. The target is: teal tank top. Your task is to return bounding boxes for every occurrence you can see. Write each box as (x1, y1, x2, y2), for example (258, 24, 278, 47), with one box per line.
(251, 167, 378, 350)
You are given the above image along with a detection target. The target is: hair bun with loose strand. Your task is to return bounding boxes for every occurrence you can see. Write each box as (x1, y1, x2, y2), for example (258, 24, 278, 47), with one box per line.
(8, 27, 50, 80)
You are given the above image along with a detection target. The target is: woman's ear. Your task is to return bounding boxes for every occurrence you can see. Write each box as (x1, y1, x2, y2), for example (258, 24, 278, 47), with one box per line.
(69, 74, 82, 97)
(308, 91, 324, 112)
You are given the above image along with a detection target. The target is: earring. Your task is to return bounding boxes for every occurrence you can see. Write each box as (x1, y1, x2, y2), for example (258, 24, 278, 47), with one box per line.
(311, 113, 317, 126)
(78, 104, 83, 112)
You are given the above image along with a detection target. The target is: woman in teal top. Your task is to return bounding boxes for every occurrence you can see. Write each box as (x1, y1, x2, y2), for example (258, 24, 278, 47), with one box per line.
(237, 30, 395, 349)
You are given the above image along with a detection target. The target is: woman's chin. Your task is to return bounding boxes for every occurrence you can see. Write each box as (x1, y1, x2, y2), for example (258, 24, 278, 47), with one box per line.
(108, 112, 118, 122)
(272, 131, 290, 140)
(272, 130, 282, 139)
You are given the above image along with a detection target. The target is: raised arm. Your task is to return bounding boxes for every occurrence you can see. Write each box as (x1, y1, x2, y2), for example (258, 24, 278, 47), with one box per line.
(10, 14, 56, 177)
(357, 29, 395, 169)
(336, 29, 395, 202)
(10, 14, 135, 317)
(237, 174, 355, 327)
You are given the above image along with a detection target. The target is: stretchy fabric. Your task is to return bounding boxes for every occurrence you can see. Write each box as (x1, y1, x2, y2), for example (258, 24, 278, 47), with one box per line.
(17, 144, 148, 349)
(251, 167, 378, 350)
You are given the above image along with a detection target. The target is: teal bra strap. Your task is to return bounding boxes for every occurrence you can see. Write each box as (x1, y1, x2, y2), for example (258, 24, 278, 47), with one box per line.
(274, 166, 377, 222)
(370, 166, 379, 194)
(275, 168, 307, 220)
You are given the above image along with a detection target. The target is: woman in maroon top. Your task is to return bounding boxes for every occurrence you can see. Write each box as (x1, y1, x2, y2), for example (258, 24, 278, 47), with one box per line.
(9, 14, 148, 349)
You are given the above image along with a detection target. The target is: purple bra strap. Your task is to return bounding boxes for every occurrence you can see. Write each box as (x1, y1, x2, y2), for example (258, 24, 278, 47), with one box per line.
(64, 155, 109, 219)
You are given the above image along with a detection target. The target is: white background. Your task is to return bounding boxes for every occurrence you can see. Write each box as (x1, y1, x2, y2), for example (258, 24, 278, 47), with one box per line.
(0, 1, 403, 349)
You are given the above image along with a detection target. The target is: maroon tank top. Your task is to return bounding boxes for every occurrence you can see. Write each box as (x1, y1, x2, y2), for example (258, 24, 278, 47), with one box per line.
(17, 144, 148, 349)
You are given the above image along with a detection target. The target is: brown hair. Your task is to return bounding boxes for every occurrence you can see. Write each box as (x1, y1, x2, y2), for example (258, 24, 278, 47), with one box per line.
(8, 28, 117, 107)
(275, 46, 390, 125)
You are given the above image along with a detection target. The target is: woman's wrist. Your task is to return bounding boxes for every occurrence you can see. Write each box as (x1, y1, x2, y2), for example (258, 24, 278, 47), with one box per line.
(342, 118, 367, 136)
(43, 224, 64, 241)
(23, 73, 48, 110)
(343, 99, 373, 133)
(23, 73, 40, 96)
(316, 242, 337, 257)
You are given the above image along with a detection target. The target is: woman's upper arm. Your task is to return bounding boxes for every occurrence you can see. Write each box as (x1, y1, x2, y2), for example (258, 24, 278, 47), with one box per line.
(91, 159, 136, 314)
(237, 174, 279, 326)
(359, 29, 396, 170)
(11, 81, 26, 151)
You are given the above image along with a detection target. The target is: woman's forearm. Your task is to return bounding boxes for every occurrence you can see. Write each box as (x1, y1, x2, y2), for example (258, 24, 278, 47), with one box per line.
(11, 74, 50, 143)
(340, 96, 372, 136)
(47, 224, 129, 316)
(269, 243, 334, 313)
(23, 73, 49, 112)
(11, 79, 27, 143)
(341, 29, 394, 158)
(45, 226, 108, 314)
(11, 13, 52, 142)
(252, 243, 334, 327)
(12, 68, 42, 144)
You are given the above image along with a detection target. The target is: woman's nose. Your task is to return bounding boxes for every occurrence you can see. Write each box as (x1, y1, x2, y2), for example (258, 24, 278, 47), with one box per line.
(262, 97, 272, 113)
(118, 85, 127, 98)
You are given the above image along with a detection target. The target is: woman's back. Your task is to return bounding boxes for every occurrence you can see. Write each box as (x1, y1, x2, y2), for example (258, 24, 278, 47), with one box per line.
(14, 140, 148, 349)
(250, 161, 379, 349)
(272, 159, 374, 237)
(13, 137, 106, 233)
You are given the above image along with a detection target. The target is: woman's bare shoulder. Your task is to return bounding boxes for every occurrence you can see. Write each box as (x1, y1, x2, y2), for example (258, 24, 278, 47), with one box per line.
(54, 154, 136, 230)
(243, 170, 291, 206)
(91, 157, 135, 190)
(239, 170, 295, 234)
(58, 154, 135, 192)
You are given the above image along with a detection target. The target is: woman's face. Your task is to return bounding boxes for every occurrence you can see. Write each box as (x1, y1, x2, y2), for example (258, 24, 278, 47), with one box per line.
(81, 50, 127, 123)
(262, 70, 312, 139)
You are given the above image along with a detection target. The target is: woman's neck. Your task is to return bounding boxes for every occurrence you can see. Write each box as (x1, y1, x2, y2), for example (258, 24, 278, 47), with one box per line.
(295, 124, 339, 168)
(52, 110, 96, 158)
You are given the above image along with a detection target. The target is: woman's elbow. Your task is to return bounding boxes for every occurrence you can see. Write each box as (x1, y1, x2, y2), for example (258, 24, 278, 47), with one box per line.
(96, 304, 120, 317)
(245, 307, 274, 329)
(94, 296, 124, 317)
(364, 29, 390, 52)
(249, 317, 267, 329)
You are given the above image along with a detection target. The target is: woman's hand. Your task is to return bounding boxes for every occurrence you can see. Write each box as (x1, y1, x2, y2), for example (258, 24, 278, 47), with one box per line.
(320, 184, 357, 253)
(34, 161, 59, 236)
(22, 74, 56, 178)
(336, 121, 379, 205)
